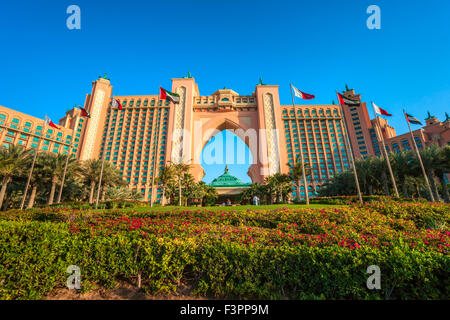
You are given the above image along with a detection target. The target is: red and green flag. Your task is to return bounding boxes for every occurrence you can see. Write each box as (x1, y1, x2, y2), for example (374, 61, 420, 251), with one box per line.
(160, 87, 180, 104)
(336, 91, 360, 106)
(79, 106, 90, 118)
(406, 113, 422, 125)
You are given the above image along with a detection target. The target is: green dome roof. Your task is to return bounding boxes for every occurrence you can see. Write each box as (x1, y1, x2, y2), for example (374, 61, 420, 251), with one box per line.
(209, 166, 251, 188)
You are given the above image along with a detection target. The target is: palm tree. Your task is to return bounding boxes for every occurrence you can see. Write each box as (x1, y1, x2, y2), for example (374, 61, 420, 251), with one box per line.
(172, 162, 190, 206)
(201, 182, 218, 206)
(105, 186, 143, 201)
(26, 152, 49, 208)
(81, 159, 102, 204)
(265, 173, 292, 203)
(368, 156, 389, 195)
(318, 171, 356, 197)
(420, 146, 443, 201)
(181, 173, 195, 206)
(43, 153, 69, 205)
(287, 155, 310, 203)
(0, 144, 32, 209)
(156, 164, 175, 206)
(432, 145, 450, 202)
(390, 150, 415, 198)
(56, 154, 81, 203)
(99, 162, 125, 201)
(439, 145, 450, 202)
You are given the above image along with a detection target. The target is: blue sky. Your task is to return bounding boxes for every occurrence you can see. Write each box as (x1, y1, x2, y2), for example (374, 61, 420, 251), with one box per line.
(0, 0, 449, 183)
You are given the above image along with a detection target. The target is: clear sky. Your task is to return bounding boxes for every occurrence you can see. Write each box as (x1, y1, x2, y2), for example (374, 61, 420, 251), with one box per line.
(0, 0, 449, 183)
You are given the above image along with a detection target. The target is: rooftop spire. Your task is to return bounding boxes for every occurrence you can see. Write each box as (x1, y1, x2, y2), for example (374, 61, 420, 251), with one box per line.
(99, 73, 110, 80)
(425, 111, 435, 120)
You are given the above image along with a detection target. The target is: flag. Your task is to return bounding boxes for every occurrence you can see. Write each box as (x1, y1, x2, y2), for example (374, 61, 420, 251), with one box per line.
(292, 84, 315, 100)
(112, 97, 122, 110)
(336, 91, 360, 106)
(406, 113, 422, 125)
(372, 102, 392, 116)
(160, 87, 180, 104)
(45, 116, 59, 130)
(79, 106, 90, 118)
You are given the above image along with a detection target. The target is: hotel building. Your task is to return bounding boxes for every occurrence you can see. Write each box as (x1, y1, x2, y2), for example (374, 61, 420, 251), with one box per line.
(0, 77, 448, 202)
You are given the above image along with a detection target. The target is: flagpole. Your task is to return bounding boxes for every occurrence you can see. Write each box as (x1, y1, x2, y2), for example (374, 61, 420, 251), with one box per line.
(336, 91, 363, 204)
(371, 102, 400, 198)
(95, 104, 112, 209)
(150, 105, 162, 207)
(403, 109, 435, 202)
(56, 114, 79, 204)
(290, 84, 309, 205)
(20, 118, 46, 210)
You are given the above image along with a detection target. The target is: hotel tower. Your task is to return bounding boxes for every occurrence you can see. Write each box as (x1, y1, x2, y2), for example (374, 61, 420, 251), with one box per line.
(0, 76, 448, 203)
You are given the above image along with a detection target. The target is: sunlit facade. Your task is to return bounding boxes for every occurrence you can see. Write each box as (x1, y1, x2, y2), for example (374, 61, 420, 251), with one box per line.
(0, 77, 448, 202)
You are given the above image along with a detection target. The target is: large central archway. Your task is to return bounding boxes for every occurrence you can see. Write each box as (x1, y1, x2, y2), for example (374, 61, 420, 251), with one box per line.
(200, 126, 254, 184)
(192, 117, 260, 183)
(165, 80, 290, 185)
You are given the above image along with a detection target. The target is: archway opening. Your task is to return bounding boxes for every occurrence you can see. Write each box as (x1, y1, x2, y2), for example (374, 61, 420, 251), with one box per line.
(200, 129, 253, 184)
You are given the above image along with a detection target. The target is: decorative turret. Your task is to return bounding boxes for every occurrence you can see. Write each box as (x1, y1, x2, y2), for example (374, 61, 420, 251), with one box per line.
(343, 84, 356, 97)
(98, 73, 110, 80)
(425, 111, 438, 126)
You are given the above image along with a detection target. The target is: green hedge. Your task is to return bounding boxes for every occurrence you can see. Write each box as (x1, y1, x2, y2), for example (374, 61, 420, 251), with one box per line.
(0, 215, 448, 299)
(39, 200, 150, 210)
(294, 195, 429, 205)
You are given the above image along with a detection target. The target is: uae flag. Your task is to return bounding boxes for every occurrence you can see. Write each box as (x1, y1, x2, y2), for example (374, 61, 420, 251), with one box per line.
(406, 113, 422, 125)
(79, 106, 90, 118)
(336, 91, 360, 106)
(112, 98, 122, 110)
(372, 102, 392, 116)
(292, 84, 315, 100)
(45, 116, 59, 130)
(160, 87, 180, 104)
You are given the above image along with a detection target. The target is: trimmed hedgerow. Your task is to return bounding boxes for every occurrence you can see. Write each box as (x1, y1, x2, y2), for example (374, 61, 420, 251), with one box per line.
(0, 201, 448, 300)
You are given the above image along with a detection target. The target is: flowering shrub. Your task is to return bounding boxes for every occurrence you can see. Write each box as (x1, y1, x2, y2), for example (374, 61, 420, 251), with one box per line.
(0, 201, 448, 299)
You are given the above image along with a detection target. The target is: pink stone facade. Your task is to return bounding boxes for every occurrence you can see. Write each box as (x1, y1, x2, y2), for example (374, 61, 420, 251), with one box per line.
(0, 78, 448, 202)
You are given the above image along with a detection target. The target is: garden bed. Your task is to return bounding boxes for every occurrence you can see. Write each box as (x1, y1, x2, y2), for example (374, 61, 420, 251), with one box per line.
(0, 201, 448, 300)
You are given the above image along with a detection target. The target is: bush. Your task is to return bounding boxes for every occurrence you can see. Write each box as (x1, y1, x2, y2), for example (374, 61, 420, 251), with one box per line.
(39, 200, 149, 210)
(306, 195, 429, 205)
(0, 201, 448, 299)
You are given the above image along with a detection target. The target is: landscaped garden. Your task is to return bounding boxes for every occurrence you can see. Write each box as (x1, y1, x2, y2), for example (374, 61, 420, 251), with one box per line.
(0, 199, 448, 300)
